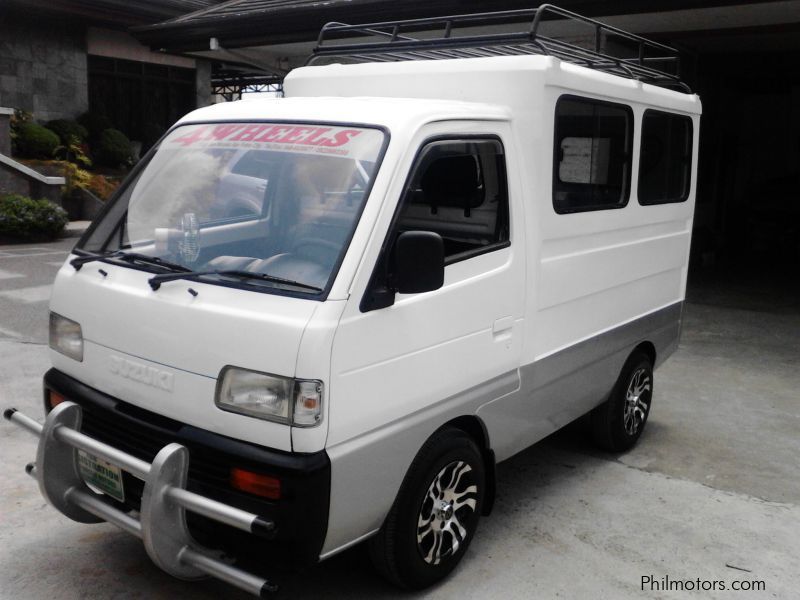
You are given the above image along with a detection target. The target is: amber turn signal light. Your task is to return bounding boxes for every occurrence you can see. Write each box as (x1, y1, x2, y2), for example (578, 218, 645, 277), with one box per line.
(47, 390, 67, 409)
(230, 468, 281, 500)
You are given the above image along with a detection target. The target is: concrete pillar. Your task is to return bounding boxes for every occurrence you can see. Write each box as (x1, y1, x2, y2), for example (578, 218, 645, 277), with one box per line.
(195, 59, 213, 108)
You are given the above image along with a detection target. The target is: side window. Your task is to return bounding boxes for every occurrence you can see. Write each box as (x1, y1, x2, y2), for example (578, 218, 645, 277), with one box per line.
(553, 96, 633, 213)
(230, 149, 272, 179)
(211, 149, 272, 221)
(397, 138, 509, 263)
(638, 110, 693, 205)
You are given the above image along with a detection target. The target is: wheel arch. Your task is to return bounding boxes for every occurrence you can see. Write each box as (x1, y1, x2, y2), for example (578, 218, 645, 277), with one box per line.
(438, 415, 496, 516)
(633, 340, 656, 366)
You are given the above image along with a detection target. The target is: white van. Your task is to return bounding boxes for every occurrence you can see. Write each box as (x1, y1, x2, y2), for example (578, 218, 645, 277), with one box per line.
(5, 6, 700, 596)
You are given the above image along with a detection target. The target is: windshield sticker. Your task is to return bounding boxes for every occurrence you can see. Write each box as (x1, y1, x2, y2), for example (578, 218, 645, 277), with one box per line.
(168, 124, 378, 159)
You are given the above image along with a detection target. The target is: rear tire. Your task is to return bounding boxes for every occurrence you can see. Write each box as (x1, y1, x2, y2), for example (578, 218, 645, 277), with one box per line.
(591, 351, 654, 452)
(368, 427, 484, 590)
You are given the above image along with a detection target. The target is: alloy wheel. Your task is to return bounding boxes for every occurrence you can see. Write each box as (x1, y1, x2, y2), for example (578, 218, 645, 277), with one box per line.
(624, 367, 652, 435)
(416, 460, 478, 565)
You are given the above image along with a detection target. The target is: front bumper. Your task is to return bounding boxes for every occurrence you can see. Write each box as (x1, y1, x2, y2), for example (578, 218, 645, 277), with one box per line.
(3, 369, 331, 596)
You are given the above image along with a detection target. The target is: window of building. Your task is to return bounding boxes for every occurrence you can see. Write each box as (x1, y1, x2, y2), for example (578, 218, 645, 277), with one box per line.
(553, 96, 633, 213)
(638, 110, 693, 205)
(87, 56, 196, 152)
(396, 138, 510, 263)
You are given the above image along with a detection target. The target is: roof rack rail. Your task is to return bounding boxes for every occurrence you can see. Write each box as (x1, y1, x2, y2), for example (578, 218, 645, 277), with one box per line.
(309, 4, 690, 93)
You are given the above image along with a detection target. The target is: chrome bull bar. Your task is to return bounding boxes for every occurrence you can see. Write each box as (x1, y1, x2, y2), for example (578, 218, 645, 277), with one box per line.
(3, 402, 280, 597)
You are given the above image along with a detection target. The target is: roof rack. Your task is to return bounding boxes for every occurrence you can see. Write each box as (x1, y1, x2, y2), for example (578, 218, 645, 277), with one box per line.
(309, 4, 690, 93)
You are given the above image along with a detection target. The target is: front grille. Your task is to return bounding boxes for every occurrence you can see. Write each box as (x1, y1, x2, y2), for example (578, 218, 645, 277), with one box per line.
(77, 401, 244, 507)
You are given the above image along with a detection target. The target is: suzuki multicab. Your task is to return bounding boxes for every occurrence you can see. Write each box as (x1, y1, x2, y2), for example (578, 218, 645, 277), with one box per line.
(5, 5, 701, 595)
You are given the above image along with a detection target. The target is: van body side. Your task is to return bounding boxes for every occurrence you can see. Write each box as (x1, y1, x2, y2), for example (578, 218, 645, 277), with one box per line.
(282, 56, 700, 556)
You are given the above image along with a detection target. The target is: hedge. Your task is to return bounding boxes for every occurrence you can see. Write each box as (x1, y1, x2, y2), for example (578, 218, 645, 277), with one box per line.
(15, 122, 60, 159)
(0, 194, 68, 240)
(45, 119, 89, 144)
(95, 128, 134, 168)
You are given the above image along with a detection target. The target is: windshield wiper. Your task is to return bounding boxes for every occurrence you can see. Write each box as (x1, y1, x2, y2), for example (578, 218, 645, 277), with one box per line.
(70, 249, 120, 270)
(71, 250, 191, 274)
(148, 270, 323, 293)
(115, 253, 192, 273)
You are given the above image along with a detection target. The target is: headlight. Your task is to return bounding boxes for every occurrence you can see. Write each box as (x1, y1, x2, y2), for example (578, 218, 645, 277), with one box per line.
(49, 312, 83, 362)
(215, 367, 323, 427)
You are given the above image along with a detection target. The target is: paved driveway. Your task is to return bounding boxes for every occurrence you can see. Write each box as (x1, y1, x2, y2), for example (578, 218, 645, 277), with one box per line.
(1, 239, 799, 599)
(0, 237, 74, 343)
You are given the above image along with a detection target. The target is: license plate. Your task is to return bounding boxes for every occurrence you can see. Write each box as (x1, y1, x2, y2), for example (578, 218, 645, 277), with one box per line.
(77, 450, 125, 502)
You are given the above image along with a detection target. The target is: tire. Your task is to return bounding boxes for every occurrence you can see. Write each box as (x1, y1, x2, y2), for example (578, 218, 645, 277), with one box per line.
(590, 351, 654, 452)
(368, 427, 485, 590)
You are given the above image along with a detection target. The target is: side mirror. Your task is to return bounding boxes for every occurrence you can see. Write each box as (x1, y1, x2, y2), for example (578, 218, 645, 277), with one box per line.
(395, 231, 444, 294)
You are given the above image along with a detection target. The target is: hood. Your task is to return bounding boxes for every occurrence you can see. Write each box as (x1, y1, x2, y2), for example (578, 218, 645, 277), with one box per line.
(48, 259, 320, 450)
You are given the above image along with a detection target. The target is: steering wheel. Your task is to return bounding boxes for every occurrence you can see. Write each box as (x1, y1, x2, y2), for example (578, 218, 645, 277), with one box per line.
(290, 237, 341, 264)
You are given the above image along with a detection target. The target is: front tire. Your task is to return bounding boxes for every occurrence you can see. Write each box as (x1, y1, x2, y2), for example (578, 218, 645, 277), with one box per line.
(368, 428, 485, 589)
(591, 351, 654, 452)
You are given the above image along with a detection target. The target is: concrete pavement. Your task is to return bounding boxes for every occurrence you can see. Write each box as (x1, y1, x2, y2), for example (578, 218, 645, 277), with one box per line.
(0, 237, 74, 343)
(1, 240, 798, 599)
(62, 221, 91, 238)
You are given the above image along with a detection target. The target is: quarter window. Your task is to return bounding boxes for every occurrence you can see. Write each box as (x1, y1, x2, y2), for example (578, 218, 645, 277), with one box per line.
(638, 110, 693, 205)
(553, 96, 633, 213)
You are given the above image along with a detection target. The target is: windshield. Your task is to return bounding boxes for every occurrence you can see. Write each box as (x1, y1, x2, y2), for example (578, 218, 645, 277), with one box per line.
(80, 122, 386, 295)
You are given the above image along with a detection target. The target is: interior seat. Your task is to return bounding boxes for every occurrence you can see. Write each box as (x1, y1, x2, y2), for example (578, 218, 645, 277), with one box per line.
(420, 155, 483, 215)
(204, 256, 260, 271)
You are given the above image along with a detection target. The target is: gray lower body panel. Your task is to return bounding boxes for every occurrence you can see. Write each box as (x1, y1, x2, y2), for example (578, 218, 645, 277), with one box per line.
(322, 301, 683, 557)
(479, 301, 683, 462)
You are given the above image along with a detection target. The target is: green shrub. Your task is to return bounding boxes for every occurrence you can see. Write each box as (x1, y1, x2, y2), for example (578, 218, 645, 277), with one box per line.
(45, 119, 88, 144)
(0, 194, 68, 239)
(59, 162, 93, 197)
(52, 133, 92, 168)
(15, 122, 60, 159)
(95, 128, 134, 168)
(77, 112, 114, 140)
(9, 109, 33, 154)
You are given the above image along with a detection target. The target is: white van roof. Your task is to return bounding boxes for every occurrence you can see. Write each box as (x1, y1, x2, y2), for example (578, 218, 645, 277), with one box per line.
(177, 95, 511, 131)
(285, 55, 701, 116)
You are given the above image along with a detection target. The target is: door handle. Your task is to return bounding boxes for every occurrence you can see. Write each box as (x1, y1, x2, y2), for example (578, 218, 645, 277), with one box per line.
(492, 316, 514, 339)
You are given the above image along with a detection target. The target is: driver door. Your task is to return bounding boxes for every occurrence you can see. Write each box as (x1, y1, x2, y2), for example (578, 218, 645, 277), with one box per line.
(329, 125, 525, 448)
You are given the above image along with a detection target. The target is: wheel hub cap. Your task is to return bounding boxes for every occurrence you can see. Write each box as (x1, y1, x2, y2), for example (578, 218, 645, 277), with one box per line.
(435, 500, 454, 521)
(624, 368, 652, 435)
(417, 460, 478, 565)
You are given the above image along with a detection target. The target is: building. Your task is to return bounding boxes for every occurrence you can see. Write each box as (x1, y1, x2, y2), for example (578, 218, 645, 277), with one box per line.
(0, 0, 219, 147)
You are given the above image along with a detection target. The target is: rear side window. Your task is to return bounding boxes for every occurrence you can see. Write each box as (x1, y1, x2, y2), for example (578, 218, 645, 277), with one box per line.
(638, 110, 693, 205)
(553, 96, 633, 213)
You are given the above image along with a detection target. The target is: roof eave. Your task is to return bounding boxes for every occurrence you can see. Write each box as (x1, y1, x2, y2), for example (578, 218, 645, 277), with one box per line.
(131, 0, 780, 53)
